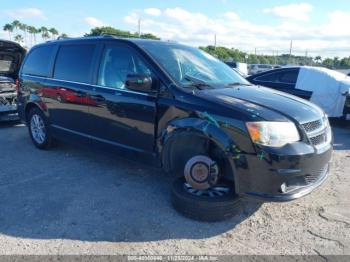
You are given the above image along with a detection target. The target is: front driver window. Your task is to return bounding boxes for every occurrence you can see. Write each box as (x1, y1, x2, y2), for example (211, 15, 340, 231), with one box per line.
(98, 46, 152, 90)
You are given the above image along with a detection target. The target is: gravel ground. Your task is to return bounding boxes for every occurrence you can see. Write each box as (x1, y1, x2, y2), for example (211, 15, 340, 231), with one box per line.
(0, 121, 349, 256)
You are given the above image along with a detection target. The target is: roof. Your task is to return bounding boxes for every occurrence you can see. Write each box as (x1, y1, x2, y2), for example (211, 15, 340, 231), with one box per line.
(40, 36, 181, 48)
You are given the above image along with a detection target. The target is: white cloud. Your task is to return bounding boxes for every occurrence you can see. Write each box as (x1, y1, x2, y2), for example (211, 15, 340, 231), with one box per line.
(224, 12, 240, 20)
(123, 7, 350, 57)
(6, 8, 46, 19)
(84, 17, 106, 27)
(263, 3, 313, 21)
(144, 8, 161, 16)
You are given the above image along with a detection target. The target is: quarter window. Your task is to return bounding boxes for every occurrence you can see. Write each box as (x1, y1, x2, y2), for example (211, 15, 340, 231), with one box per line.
(98, 46, 152, 90)
(22, 45, 55, 77)
(54, 44, 95, 83)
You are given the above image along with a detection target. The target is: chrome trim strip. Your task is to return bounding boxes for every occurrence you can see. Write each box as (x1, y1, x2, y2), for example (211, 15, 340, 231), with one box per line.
(21, 74, 150, 97)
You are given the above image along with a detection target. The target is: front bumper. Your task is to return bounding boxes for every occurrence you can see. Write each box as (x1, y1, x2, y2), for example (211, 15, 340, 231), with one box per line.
(235, 142, 333, 202)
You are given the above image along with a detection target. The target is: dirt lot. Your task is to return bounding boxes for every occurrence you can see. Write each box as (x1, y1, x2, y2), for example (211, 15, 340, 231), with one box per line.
(0, 121, 349, 256)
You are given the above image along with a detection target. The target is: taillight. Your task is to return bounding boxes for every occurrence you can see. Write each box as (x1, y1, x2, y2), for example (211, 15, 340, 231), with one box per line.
(15, 79, 20, 94)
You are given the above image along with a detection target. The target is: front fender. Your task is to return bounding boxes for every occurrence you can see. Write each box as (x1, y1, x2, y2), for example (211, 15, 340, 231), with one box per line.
(158, 116, 245, 189)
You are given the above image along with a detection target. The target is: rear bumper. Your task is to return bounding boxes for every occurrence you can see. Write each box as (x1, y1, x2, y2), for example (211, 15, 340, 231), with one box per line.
(235, 142, 333, 202)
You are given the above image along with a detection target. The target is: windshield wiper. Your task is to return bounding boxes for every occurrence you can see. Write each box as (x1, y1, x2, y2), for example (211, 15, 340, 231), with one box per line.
(226, 82, 252, 86)
(184, 74, 212, 90)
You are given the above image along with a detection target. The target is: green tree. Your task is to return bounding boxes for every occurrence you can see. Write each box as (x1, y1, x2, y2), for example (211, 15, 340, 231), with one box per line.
(14, 34, 24, 43)
(11, 20, 21, 34)
(18, 23, 28, 45)
(27, 26, 36, 45)
(322, 58, 334, 68)
(40, 26, 50, 41)
(85, 26, 159, 40)
(3, 23, 13, 40)
(49, 27, 59, 39)
(315, 56, 322, 64)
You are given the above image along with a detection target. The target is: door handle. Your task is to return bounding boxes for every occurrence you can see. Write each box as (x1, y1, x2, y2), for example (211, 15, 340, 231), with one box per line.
(90, 94, 106, 102)
(75, 91, 86, 97)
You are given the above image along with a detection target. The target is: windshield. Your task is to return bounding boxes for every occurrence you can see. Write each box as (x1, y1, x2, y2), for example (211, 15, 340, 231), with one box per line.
(140, 42, 250, 88)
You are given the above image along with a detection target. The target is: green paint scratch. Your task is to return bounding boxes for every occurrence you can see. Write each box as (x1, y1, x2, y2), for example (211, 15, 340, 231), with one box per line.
(200, 112, 220, 128)
(257, 151, 264, 160)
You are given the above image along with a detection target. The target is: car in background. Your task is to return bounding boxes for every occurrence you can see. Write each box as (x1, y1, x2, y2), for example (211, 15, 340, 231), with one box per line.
(248, 64, 273, 75)
(247, 66, 350, 120)
(224, 61, 248, 77)
(0, 40, 26, 121)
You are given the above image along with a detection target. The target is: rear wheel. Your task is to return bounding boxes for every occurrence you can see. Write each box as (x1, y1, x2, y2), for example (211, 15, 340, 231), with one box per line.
(28, 108, 53, 149)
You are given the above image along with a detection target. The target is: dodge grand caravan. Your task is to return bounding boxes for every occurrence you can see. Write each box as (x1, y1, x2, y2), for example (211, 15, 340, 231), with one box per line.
(18, 37, 332, 221)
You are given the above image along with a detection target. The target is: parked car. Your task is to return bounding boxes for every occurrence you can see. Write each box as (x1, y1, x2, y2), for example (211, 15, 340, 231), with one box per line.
(247, 66, 350, 120)
(248, 64, 273, 75)
(224, 61, 248, 77)
(0, 40, 26, 121)
(18, 37, 332, 221)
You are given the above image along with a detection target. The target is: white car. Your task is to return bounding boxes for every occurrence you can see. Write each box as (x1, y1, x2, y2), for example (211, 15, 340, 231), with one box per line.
(247, 66, 350, 119)
(225, 61, 248, 76)
(248, 64, 273, 75)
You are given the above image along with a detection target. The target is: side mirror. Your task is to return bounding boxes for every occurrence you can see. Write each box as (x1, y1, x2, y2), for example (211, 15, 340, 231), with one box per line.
(125, 74, 156, 93)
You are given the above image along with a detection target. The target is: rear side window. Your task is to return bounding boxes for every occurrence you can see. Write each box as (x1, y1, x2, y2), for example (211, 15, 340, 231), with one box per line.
(22, 45, 54, 77)
(54, 44, 95, 83)
(255, 70, 298, 85)
(278, 70, 298, 84)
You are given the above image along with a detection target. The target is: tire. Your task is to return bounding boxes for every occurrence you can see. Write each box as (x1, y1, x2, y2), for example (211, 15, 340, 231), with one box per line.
(27, 107, 53, 149)
(171, 178, 241, 222)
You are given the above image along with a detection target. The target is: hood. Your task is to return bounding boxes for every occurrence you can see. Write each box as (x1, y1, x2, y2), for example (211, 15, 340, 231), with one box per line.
(0, 40, 26, 79)
(195, 85, 324, 123)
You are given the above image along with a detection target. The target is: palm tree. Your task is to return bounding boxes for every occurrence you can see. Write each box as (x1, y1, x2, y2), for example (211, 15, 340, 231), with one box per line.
(12, 20, 21, 34)
(27, 26, 37, 46)
(18, 23, 28, 45)
(3, 23, 14, 40)
(14, 34, 24, 44)
(59, 33, 69, 39)
(40, 26, 50, 41)
(33, 27, 41, 44)
(49, 28, 59, 40)
(315, 56, 322, 64)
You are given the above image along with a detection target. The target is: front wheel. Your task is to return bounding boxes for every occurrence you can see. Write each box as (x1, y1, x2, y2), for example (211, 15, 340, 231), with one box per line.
(28, 108, 53, 149)
(171, 178, 241, 221)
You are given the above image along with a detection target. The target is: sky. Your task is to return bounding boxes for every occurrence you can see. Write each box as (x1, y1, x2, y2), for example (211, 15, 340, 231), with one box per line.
(1, 0, 350, 58)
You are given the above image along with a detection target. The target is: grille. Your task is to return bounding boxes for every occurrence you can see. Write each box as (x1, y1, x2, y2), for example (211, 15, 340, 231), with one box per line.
(304, 164, 329, 185)
(301, 120, 322, 133)
(310, 133, 327, 146)
(301, 118, 330, 147)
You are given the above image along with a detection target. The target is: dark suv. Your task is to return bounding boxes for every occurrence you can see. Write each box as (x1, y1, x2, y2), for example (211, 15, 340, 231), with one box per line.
(18, 37, 332, 221)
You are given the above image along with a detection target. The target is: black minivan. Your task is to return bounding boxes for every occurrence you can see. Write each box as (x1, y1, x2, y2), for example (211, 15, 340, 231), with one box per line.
(18, 37, 332, 221)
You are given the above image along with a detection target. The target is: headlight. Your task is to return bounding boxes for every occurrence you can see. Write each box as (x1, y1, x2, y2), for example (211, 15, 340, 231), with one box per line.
(246, 121, 300, 147)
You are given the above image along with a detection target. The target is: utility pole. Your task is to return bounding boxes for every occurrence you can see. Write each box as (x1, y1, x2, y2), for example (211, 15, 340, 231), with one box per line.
(138, 19, 141, 37)
(305, 49, 308, 65)
(214, 34, 217, 49)
(254, 47, 257, 56)
(289, 40, 293, 64)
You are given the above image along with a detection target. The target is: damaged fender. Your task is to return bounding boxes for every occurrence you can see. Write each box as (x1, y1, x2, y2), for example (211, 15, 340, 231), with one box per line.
(159, 115, 244, 186)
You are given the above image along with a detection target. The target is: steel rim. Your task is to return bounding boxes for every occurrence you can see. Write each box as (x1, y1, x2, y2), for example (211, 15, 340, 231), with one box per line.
(184, 182, 231, 197)
(30, 114, 46, 144)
